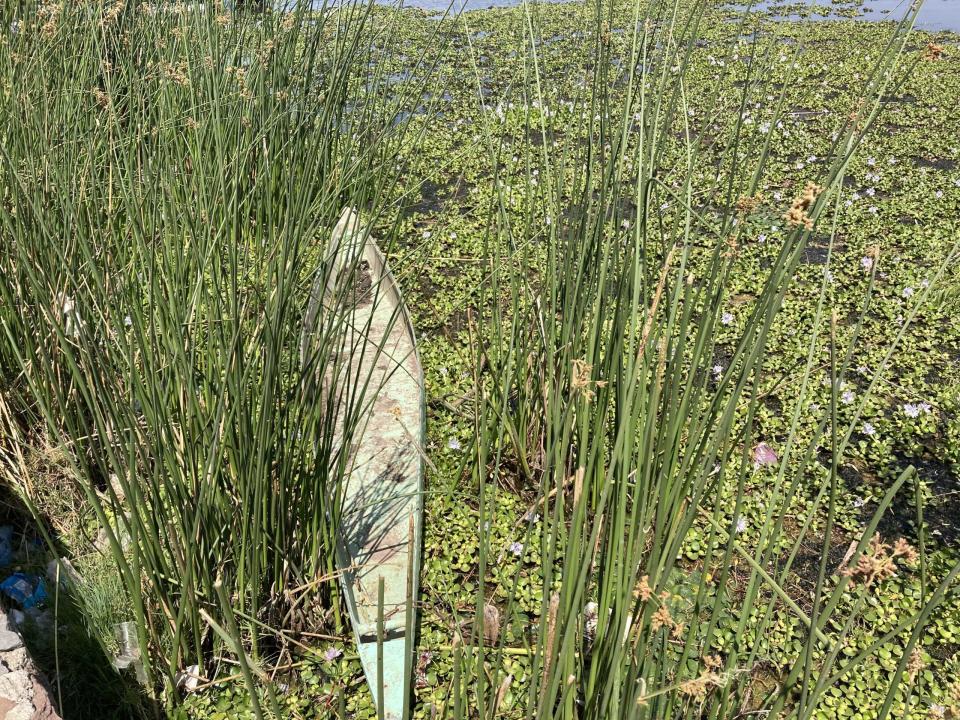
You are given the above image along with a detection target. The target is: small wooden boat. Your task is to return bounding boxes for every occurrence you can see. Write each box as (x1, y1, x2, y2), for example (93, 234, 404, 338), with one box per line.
(301, 207, 424, 720)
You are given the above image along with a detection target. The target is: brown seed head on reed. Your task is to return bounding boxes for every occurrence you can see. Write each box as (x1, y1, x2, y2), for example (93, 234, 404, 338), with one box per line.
(784, 181, 823, 230)
(842, 533, 917, 586)
(923, 42, 944, 61)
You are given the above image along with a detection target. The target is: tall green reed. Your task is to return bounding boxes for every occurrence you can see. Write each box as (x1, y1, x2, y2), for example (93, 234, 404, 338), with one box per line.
(0, 0, 433, 710)
(453, 0, 959, 718)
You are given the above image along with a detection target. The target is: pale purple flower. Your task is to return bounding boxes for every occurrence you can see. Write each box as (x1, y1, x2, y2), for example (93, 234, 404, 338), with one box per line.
(861, 256, 873, 271)
(920, 279, 930, 289)
(447, 437, 461, 451)
(324, 647, 342, 662)
(721, 312, 734, 325)
(862, 422, 876, 436)
(841, 390, 855, 405)
(508, 541, 524, 557)
(903, 403, 921, 418)
(935, 190, 944, 199)
(735, 516, 748, 534)
(712, 364, 724, 380)
(865, 188, 876, 197)
(753, 442, 778, 469)
(902, 286, 914, 298)
(868, 206, 878, 214)
(866, 156, 876, 166)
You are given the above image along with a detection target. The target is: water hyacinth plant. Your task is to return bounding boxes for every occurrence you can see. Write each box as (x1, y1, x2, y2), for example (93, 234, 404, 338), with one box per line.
(452, 0, 960, 718)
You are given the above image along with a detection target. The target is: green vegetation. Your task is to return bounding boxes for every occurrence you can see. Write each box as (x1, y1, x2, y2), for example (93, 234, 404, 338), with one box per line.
(0, 0, 958, 719)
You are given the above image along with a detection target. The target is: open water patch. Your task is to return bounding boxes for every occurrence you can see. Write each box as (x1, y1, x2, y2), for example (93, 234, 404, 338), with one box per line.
(723, 0, 960, 32)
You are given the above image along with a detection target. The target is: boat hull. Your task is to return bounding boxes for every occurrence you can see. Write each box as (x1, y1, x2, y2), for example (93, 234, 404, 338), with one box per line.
(304, 207, 424, 720)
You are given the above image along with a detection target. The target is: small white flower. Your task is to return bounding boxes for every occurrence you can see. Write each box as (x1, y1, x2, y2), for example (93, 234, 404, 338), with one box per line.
(866, 156, 876, 166)
(861, 256, 873, 271)
(735, 517, 747, 534)
(508, 541, 524, 556)
(862, 422, 875, 436)
(902, 286, 914, 298)
(903, 403, 921, 418)
(123, 315, 133, 327)
(841, 390, 855, 405)
(712, 364, 723, 380)
(853, 496, 866, 508)
(935, 190, 944, 199)
(920, 279, 930, 289)
(447, 437, 461, 451)
(721, 312, 734, 326)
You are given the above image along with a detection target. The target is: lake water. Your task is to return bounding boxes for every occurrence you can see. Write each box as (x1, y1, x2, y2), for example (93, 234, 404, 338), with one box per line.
(725, 0, 960, 32)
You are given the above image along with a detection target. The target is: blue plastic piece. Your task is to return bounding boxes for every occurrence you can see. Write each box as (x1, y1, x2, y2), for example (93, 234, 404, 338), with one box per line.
(0, 573, 47, 609)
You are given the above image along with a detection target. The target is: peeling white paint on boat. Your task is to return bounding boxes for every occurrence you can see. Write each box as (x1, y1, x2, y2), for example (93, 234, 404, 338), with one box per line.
(302, 207, 423, 720)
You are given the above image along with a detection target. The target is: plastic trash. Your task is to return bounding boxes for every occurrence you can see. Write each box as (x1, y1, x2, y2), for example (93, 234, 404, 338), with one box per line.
(46, 558, 81, 588)
(0, 573, 47, 609)
(113, 621, 148, 685)
(0, 527, 13, 568)
(175, 664, 202, 693)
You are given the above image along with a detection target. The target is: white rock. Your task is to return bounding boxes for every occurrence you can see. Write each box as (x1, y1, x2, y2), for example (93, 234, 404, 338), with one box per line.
(0, 630, 22, 652)
(0, 670, 33, 704)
